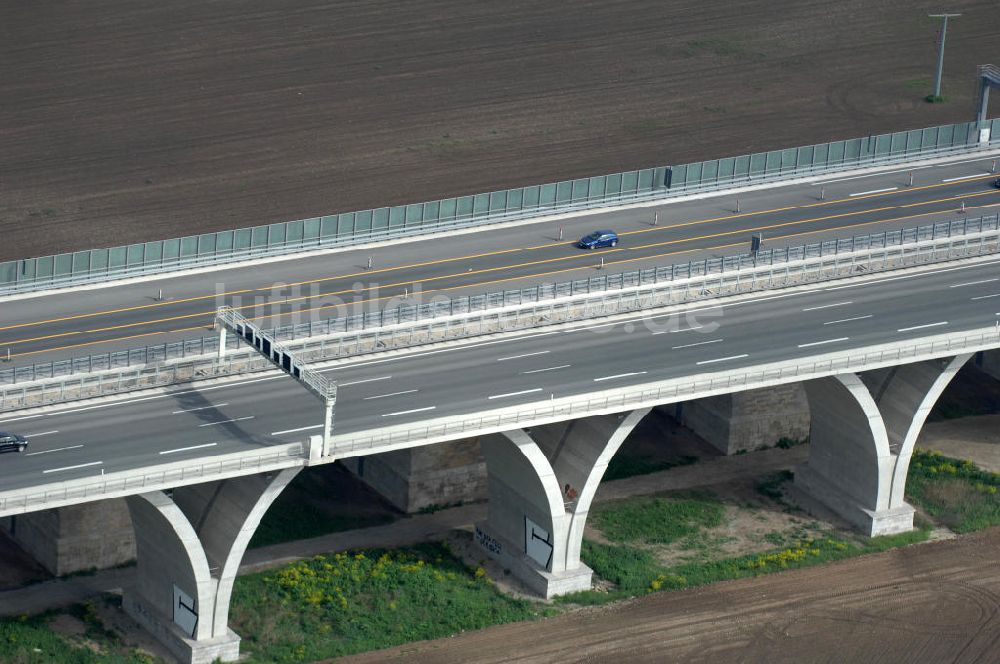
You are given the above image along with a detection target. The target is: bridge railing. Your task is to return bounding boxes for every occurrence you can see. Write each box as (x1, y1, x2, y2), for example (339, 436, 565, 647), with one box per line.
(330, 327, 1000, 455)
(1, 216, 998, 412)
(4, 213, 998, 387)
(0, 443, 307, 517)
(5, 325, 998, 516)
(1, 117, 997, 297)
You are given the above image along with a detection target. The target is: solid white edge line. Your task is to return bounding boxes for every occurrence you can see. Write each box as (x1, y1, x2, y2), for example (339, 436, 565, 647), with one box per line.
(172, 403, 228, 414)
(522, 365, 571, 374)
(270, 424, 323, 436)
(43, 461, 102, 474)
(487, 388, 543, 400)
(0, 375, 285, 425)
(802, 301, 852, 312)
(811, 157, 996, 185)
(160, 442, 218, 455)
(810, 164, 937, 185)
(950, 278, 1000, 288)
(594, 372, 648, 382)
(382, 406, 436, 417)
(672, 339, 723, 350)
(848, 186, 898, 197)
(338, 376, 392, 387)
(364, 389, 419, 400)
(897, 321, 948, 332)
(326, 331, 563, 372)
(25, 444, 83, 456)
(652, 324, 705, 335)
(824, 315, 873, 325)
(824, 258, 1000, 291)
(942, 173, 991, 182)
(197, 416, 255, 427)
(496, 351, 550, 362)
(696, 354, 749, 365)
(797, 337, 850, 348)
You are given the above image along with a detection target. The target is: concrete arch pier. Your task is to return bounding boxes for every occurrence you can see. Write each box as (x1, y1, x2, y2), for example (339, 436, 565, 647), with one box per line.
(123, 468, 300, 664)
(475, 409, 650, 598)
(795, 354, 972, 536)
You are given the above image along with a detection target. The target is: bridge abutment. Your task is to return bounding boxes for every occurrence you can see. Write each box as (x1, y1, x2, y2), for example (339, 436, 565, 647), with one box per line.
(675, 384, 810, 455)
(122, 467, 300, 664)
(341, 438, 487, 513)
(475, 409, 650, 598)
(796, 355, 971, 536)
(0, 498, 135, 576)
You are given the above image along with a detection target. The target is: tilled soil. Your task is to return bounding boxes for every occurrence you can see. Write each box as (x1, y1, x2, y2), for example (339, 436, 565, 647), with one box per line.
(341, 527, 1000, 664)
(2, 0, 1000, 261)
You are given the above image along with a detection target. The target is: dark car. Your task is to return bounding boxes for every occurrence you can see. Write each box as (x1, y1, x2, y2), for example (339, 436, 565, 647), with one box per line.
(0, 432, 28, 454)
(993, 177, 1000, 189)
(578, 230, 619, 250)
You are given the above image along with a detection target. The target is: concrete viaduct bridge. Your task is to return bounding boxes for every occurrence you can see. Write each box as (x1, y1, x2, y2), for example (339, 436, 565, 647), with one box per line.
(3, 117, 1000, 661)
(2, 234, 999, 661)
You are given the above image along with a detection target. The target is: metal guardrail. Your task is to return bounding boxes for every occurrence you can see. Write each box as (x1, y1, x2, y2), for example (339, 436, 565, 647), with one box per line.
(0, 443, 306, 516)
(5, 326, 999, 515)
(1, 117, 997, 297)
(1, 217, 998, 412)
(330, 327, 1000, 455)
(5, 214, 999, 387)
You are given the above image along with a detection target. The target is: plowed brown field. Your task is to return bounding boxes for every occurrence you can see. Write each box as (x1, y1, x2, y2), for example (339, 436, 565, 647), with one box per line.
(342, 527, 1000, 664)
(1, 0, 998, 260)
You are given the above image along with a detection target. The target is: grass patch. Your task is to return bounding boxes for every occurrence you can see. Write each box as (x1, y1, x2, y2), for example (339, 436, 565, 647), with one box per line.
(756, 469, 794, 502)
(229, 543, 551, 662)
(561, 529, 931, 606)
(0, 600, 157, 663)
(906, 450, 1000, 533)
(603, 454, 697, 482)
(591, 492, 724, 545)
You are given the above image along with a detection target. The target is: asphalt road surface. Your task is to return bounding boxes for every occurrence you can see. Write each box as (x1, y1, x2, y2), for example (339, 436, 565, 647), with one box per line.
(2, 252, 998, 493)
(3, 157, 999, 365)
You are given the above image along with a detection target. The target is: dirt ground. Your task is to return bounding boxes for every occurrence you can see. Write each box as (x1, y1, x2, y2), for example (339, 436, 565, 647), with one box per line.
(342, 526, 1000, 664)
(2, 0, 1000, 261)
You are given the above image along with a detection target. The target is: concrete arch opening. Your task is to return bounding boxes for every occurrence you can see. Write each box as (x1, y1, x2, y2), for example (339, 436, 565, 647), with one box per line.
(476, 408, 652, 598)
(795, 354, 972, 535)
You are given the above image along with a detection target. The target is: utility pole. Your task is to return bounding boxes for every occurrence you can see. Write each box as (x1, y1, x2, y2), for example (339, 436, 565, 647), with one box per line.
(927, 13, 960, 102)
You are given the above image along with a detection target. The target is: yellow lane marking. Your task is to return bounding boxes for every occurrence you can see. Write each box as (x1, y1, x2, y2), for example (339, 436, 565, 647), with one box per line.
(6, 190, 998, 350)
(14, 192, 995, 361)
(3, 173, 996, 334)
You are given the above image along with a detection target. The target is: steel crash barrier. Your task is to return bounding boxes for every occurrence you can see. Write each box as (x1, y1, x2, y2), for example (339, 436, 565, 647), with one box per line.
(1, 215, 998, 411)
(2, 213, 998, 387)
(1, 118, 998, 297)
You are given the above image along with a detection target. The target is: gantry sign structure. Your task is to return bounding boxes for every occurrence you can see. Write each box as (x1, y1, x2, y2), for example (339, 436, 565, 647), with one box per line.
(215, 306, 337, 454)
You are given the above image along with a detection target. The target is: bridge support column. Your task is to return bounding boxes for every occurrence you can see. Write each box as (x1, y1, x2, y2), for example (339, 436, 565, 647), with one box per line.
(977, 349, 1000, 382)
(476, 409, 650, 598)
(676, 384, 810, 455)
(122, 468, 300, 664)
(795, 355, 971, 536)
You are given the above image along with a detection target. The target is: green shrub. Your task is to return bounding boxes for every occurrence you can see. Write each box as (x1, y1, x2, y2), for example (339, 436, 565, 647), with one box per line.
(906, 450, 1000, 532)
(229, 543, 549, 662)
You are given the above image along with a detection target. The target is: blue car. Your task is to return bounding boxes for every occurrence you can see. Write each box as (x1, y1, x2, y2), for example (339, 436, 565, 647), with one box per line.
(578, 230, 619, 249)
